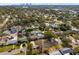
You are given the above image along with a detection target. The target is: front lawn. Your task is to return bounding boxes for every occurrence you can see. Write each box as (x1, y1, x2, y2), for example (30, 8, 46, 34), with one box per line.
(0, 44, 19, 52)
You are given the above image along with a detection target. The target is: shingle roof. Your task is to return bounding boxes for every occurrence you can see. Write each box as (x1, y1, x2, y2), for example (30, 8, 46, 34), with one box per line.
(49, 48, 73, 55)
(60, 48, 73, 54)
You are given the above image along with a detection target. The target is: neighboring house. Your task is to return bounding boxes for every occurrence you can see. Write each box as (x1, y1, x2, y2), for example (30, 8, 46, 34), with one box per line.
(45, 23, 50, 27)
(50, 37, 62, 45)
(0, 27, 17, 45)
(6, 35, 17, 44)
(31, 31, 44, 39)
(0, 34, 17, 45)
(49, 48, 73, 55)
(74, 40, 79, 45)
(19, 36, 27, 42)
(3, 30, 11, 35)
(50, 24, 58, 28)
(31, 25, 39, 29)
(3, 26, 17, 35)
(51, 39, 59, 45)
(10, 26, 17, 34)
(71, 26, 79, 31)
(55, 38, 62, 44)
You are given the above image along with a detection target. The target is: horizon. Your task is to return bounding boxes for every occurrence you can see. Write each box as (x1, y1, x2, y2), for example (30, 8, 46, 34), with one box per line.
(0, 3, 79, 5)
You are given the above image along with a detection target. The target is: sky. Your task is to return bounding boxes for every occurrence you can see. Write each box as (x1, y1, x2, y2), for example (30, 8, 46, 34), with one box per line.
(0, 0, 79, 5)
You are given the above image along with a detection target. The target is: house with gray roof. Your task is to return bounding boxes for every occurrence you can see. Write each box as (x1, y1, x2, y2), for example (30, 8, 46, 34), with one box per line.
(49, 48, 73, 55)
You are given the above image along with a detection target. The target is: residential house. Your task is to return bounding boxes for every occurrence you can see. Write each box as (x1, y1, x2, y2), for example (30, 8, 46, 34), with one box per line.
(49, 48, 73, 55)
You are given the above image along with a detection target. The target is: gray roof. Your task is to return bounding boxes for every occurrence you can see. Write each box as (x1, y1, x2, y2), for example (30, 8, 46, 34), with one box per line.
(49, 48, 73, 55)
(60, 48, 73, 54)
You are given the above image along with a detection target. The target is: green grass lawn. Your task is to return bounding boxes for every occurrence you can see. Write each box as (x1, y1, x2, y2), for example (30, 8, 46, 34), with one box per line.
(0, 45, 19, 53)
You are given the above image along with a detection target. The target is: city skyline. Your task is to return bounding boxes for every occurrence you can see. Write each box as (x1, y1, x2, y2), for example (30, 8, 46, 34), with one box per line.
(0, 3, 79, 5)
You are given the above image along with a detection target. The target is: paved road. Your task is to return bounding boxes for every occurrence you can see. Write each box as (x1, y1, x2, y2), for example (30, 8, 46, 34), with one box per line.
(0, 48, 26, 55)
(0, 16, 10, 28)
